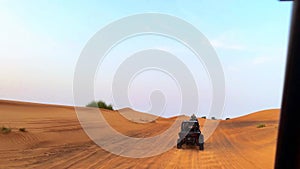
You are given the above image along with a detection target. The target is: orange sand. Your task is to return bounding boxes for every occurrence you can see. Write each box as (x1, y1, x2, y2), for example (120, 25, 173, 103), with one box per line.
(0, 100, 280, 169)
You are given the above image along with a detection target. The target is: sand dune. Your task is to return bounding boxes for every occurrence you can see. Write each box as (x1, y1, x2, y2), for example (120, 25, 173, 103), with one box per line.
(0, 100, 280, 169)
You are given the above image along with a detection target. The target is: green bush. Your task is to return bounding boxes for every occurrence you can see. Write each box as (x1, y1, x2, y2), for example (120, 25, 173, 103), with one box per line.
(201, 116, 206, 119)
(211, 117, 216, 120)
(86, 101, 98, 108)
(1, 126, 11, 134)
(225, 118, 230, 120)
(19, 128, 26, 132)
(257, 124, 266, 128)
(86, 100, 114, 110)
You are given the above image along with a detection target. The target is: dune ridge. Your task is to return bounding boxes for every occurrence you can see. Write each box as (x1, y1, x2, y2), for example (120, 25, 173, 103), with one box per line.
(0, 100, 280, 169)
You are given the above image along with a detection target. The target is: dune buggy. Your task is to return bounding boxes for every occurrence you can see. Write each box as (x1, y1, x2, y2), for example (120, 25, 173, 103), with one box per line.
(177, 119, 204, 150)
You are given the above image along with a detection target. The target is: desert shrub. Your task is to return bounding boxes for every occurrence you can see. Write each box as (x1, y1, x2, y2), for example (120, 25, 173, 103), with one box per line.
(225, 118, 230, 120)
(1, 126, 11, 134)
(86, 100, 114, 110)
(86, 101, 98, 108)
(201, 116, 206, 119)
(104, 104, 113, 110)
(211, 117, 216, 120)
(257, 124, 266, 128)
(19, 128, 26, 132)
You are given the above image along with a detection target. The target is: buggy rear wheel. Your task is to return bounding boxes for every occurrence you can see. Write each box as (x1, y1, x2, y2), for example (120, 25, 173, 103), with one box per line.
(177, 142, 182, 149)
(199, 143, 204, 150)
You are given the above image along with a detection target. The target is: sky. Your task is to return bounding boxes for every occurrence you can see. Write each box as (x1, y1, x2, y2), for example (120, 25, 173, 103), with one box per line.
(0, 0, 293, 118)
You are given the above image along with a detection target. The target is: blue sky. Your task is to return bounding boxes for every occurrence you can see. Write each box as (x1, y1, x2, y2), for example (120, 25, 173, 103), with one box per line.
(0, 0, 293, 118)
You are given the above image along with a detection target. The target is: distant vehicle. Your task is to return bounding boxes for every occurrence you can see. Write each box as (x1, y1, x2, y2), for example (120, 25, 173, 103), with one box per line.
(177, 118, 204, 150)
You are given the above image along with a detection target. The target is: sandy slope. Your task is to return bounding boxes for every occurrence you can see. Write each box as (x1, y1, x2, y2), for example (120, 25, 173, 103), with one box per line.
(0, 100, 280, 169)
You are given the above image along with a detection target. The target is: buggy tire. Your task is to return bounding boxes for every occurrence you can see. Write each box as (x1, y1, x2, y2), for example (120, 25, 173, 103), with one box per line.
(199, 143, 204, 151)
(177, 143, 182, 149)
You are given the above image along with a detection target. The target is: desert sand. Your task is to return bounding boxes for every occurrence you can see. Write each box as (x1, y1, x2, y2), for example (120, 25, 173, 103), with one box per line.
(0, 100, 280, 169)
